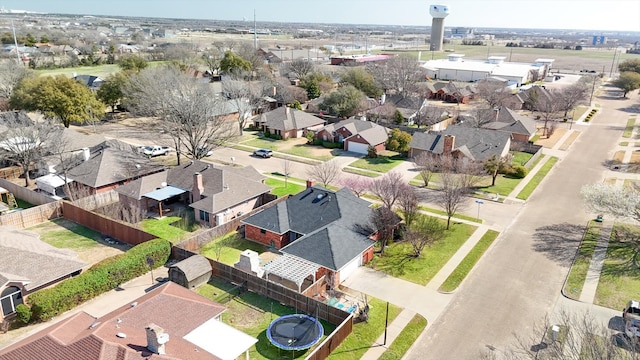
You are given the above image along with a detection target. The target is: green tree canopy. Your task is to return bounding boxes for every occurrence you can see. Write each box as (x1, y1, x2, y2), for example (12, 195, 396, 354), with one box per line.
(386, 128, 412, 153)
(618, 59, 640, 74)
(612, 71, 640, 97)
(300, 72, 333, 98)
(340, 67, 382, 98)
(219, 51, 251, 75)
(118, 55, 148, 72)
(97, 71, 129, 114)
(10, 75, 105, 128)
(320, 85, 365, 118)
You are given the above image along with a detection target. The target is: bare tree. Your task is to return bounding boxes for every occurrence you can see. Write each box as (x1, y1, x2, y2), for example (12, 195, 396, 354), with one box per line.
(285, 58, 316, 79)
(406, 215, 446, 257)
(281, 156, 293, 187)
(0, 116, 61, 186)
(307, 160, 341, 188)
(413, 152, 439, 187)
(398, 184, 420, 228)
(483, 309, 640, 360)
(436, 160, 474, 230)
(415, 105, 446, 129)
(0, 61, 31, 108)
(369, 171, 406, 209)
(461, 107, 497, 128)
(338, 176, 372, 198)
(222, 78, 264, 135)
(536, 92, 562, 137)
(367, 55, 425, 97)
(123, 64, 235, 164)
(202, 48, 223, 77)
(556, 83, 589, 119)
(476, 80, 513, 109)
(369, 206, 400, 256)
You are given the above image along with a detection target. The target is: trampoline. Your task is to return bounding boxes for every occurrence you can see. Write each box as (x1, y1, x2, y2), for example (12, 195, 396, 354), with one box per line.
(266, 314, 324, 351)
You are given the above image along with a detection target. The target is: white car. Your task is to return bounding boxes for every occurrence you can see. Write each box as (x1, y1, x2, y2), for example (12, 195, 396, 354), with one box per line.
(141, 145, 171, 157)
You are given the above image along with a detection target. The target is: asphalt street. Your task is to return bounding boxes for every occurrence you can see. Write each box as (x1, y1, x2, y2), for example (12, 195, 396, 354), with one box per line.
(407, 88, 638, 359)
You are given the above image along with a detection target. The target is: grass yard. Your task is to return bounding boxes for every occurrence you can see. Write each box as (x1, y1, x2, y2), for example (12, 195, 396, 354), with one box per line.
(197, 278, 337, 360)
(140, 211, 197, 244)
(378, 314, 428, 360)
(563, 222, 601, 299)
(31, 218, 103, 250)
(36, 64, 121, 78)
(516, 157, 558, 200)
(15, 198, 35, 209)
(511, 151, 533, 166)
(200, 231, 267, 265)
(594, 224, 640, 310)
(348, 154, 405, 173)
(623, 118, 635, 138)
(476, 174, 523, 197)
(265, 177, 306, 197)
(418, 205, 483, 224)
(439, 230, 500, 292)
(368, 218, 476, 285)
(327, 297, 402, 360)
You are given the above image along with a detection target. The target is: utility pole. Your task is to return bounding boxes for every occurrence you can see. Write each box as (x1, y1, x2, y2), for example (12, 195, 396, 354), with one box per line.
(11, 18, 20, 64)
(253, 9, 257, 50)
(609, 48, 617, 78)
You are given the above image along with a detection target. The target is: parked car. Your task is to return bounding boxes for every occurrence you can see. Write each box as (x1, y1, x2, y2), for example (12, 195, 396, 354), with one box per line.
(189, 145, 214, 158)
(253, 149, 273, 158)
(623, 300, 640, 339)
(141, 145, 171, 157)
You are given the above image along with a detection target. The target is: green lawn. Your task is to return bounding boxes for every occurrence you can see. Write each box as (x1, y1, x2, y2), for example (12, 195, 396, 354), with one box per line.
(30, 218, 103, 250)
(516, 157, 558, 200)
(349, 154, 405, 173)
(283, 144, 335, 161)
(476, 175, 523, 197)
(265, 177, 305, 197)
(244, 137, 280, 150)
(327, 298, 401, 360)
(563, 222, 601, 299)
(243, 137, 334, 161)
(16, 198, 35, 209)
(439, 230, 500, 292)
(594, 224, 640, 310)
(418, 205, 483, 224)
(200, 231, 267, 265)
(140, 211, 197, 244)
(511, 151, 534, 166)
(623, 118, 635, 138)
(620, 142, 630, 146)
(342, 167, 381, 178)
(368, 218, 476, 285)
(36, 64, 121, 78)
(378, 314, 428, 360)
(197, 278, 337, 360)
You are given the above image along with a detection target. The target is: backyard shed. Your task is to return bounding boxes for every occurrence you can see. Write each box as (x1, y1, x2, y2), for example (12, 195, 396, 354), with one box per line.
(169, 255, 212, 289)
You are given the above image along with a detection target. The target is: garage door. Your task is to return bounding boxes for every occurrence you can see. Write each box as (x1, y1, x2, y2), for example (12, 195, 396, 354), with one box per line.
(339, 256, 362, 282)
(347, 141, 369, 154)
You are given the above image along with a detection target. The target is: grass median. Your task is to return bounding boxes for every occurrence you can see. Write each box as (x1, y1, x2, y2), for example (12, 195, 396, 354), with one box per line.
(438, 229, 500, 292)
(516, 157, 558, 200)
(378, 314, 428, 360)
(563, 221, 601, 299)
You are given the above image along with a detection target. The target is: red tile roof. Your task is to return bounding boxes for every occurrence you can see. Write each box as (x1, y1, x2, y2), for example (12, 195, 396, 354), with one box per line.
(0, 282, 228, 360)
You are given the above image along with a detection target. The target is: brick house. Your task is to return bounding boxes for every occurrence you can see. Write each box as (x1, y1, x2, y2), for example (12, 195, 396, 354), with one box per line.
(409, 124, 511, 161)
(253, 107, 325, 139)
(242, 185, 377, 288)
(315, 118, 389, 154)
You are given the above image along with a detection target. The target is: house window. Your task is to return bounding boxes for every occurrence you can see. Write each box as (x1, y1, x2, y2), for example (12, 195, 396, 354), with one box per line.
(199, 210, 210, 223)
(1, 286, 23, 316)
(260, 229, 266, 234)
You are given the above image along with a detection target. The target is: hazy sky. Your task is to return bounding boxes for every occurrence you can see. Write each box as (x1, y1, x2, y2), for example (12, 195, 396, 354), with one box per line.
(2, 0, 639, 32)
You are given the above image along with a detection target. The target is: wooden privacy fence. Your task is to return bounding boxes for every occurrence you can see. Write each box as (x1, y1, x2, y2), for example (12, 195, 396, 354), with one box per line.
(0, 178, 57, 205)
(72, 191, 119, 210)
(0, 166, 28, 181)
(62, 201, 156, 246)
(0, 201, 62, 228)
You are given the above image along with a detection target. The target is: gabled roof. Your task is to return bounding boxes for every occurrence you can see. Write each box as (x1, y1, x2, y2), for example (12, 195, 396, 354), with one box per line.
(170, 255, 212, 282)
(242, 187, 375, 271)
(410, 125, 510, 161)
(345, 124, 389, 146)
(493, 107, 537, 136)
(0, 226, 86, 292)
(65, 141, 164, 189)
(318, 118, 387, 137)
(0, 282, 231, 360)
(385, 95, 425, 110)
(260, 107, 325, 131)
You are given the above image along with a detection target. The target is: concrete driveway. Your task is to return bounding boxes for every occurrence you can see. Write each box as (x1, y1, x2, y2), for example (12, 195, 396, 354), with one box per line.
(405, 89, 637, 359)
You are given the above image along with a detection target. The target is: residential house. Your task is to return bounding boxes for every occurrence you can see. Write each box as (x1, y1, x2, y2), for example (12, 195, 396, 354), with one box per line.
(254, 107, 325, 139)
(0, 282, 258, 360)
(63, 140, 165, 196)
(315, 118, 389, 154)
(256, 48, 282, 64)
(425, 81, 476, 104)
(384, 94, 428, 122)
(73, 75, 104, 91)
(115, 160, 271, 226)
(0, 226, 85, 323)
(409, 124, 511, 161)
(479, 107, 538, 143)
(242, 185, 377, 288)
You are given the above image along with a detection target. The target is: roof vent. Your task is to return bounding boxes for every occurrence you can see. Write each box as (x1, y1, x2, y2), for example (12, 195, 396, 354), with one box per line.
(116, 332, 127, 338)
(130, 302, 138, 307)
(89, 321, 101, 329)
(316, 193, 325, 200)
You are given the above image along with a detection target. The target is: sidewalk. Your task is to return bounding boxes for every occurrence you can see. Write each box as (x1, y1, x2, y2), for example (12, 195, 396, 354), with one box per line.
(360, 309, 417, 360)
(578, 220, 612, 303)
(506, 155, 552, 199)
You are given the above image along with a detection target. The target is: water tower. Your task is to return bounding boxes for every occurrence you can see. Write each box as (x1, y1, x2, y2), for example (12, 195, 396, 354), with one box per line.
(429, 4, 449, 51)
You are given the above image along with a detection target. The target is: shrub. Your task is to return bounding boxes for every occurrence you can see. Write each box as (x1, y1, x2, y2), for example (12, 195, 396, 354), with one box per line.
(29, 239, 170, 322)
(512, 165, 528, 178)
(312, 138, 323, 146)
(15, 304, 31, 324)
(367, 145, 378, 158)
(322, 141, 342, 149)
(305, 131, 315, 144)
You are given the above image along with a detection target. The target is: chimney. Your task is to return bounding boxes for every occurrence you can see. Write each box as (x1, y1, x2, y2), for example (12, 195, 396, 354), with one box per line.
(443, 135, 455, 154)
(306, 179, 315, 188)
(81, 147, 90, 162)
(285, 106, 289, 115)
(493, 107, 500, 121)
(145, 324, 169, 355)
(192, 172, 204, 202)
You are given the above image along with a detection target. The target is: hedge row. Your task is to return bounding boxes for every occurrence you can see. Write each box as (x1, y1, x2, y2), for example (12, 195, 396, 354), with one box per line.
(28, 239, 171, 322)
(584, 109, 598, 122)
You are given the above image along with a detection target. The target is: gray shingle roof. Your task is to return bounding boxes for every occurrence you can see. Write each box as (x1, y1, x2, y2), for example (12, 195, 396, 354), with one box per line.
(410, 125, 511, 161)
(260, 107, 325, 131)
(346, 125, 389, 146)
(242, 187, 375, 271)
(170, 255, 212, 282)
